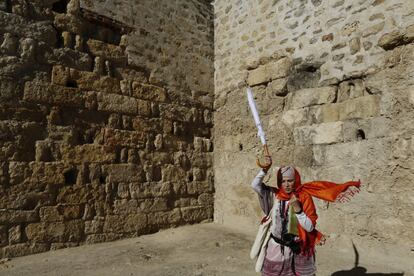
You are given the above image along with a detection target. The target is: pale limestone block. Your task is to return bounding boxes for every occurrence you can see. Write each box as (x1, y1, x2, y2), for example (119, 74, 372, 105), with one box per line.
(342, 117, 390, 142)
(322, 139, 390, 168)
(247, 57, 292, 86)
(287, 86, 337, 109)
(266, 78, 288, 97)
(293, 122, 343, 145)
(338, 95, 380, 120)
(247, 65, 267, 86)
(281, 108, 309, 127)
(265, 57, 292, 80)
(406, 24, 414, 41)
(320, 104, 340, 123)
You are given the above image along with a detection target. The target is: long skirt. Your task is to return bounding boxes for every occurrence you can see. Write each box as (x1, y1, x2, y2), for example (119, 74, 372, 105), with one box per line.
(261, 239, 316, 276)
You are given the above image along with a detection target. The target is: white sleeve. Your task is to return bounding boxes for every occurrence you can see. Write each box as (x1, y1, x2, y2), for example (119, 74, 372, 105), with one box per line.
(295, 212, 314, 232)
(250, 169, 267, 197)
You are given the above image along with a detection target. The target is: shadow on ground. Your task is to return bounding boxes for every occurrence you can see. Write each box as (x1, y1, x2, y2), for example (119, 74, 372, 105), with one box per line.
(331, 242, 404, 276)
(332, 267, 404, 276)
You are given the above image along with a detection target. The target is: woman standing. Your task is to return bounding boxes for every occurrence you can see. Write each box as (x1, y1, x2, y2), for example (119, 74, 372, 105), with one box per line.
(251, 159, 360, 276)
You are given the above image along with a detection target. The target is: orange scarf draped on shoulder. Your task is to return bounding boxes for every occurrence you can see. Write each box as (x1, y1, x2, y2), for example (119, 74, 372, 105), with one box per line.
(273, 167, 361, 256)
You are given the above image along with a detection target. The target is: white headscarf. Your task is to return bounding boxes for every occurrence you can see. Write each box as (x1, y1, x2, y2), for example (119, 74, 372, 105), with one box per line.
(281, 166, 295, 179)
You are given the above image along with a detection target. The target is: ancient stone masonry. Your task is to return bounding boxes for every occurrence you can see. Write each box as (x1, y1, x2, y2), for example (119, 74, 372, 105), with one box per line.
(213, 0, 414, 256)
(0, 0, 213, 257)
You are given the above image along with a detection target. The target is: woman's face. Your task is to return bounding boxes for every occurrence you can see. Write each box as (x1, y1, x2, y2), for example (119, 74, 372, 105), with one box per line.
(281, 177, 295, 193)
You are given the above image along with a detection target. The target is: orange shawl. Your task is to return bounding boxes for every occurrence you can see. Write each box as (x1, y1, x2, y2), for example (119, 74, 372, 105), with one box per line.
(273, 167, 361, 256)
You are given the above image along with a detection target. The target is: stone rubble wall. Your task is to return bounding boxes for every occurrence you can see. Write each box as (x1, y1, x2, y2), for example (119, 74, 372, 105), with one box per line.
(213, 0, 414, 252)
(0, 0, 214, 257)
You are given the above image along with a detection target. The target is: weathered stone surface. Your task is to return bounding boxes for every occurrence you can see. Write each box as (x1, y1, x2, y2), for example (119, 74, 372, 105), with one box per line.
(23, 81, 86, 108)
(86, 39, 126, 63)
(25, 220, 84, 243)
(60, 145, 117, 163)
(8, 225, 22, 244)
(96, 92, 138, 115)
(131, 82, 167, 102)
(294, 122, 344, 145)
(0, 12, 56, 44)
(102, 128, 147, 148)
(287, 86, 337, 109)
(147, 209, 182, 227)
(102, 164, 145, 183)
(247, 58, 292, 86)
(129, 181, 172, 199)
(69, 69, 122, 94)
(2, 243, 50, 258)
(103, 214, 147, 233)
(315, 95, 380, 123)
(0, 0, 214, 259)
(47, 48, 93, 71)
(181, 206, 213, 223)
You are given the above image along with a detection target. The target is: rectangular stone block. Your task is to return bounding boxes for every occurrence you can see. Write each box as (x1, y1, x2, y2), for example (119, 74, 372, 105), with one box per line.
(282, 108, 310, 128)
(129, 182, 172, 199)
(132, 82, 167, 102)
(113, 199, 138, 214)
(181, 206, 213, 223)
(294, 122, 344, 145)
(2, 243, 49, 258)
(159, 103, 193, 122)
(161, 165, 186, 182)
(39, 206, 62, 222)
(147, 209, 181, 227)
(23, 82, 85, 108)
(51, 65, 70, 86)
(97, 92, 138, 115)
(29, 162, 66, 185)
(102, 164, 145, 183)
(138, 198, 169, 213)
(321, 139, 391, 168)
(103, 214, 147, 234)
(338, 95, 380, 120)
(247, 57, 292, 86)
(342, 117, 390, 142)
(69, 69, 122, 94)
(102, 128, 147, 148)
(48, 48, 93, 72)
(85, 219, 104, 235)
(60, 144, 117, 163)
(25, 220, 84, 243)
(86, 39, 126, 64)
(0, 210, 39, 224)
(287, 86, 337, 109)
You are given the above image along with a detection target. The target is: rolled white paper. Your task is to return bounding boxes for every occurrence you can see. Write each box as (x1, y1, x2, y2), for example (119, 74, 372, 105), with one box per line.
(247, 87, 267, 145)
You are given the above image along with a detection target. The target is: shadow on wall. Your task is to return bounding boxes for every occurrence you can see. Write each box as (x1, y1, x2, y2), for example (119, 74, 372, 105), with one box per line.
(331, 243, 404, 276)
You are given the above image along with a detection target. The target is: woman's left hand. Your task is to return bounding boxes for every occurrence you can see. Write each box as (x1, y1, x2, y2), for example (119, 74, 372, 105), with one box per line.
(289, 195, 302, 213)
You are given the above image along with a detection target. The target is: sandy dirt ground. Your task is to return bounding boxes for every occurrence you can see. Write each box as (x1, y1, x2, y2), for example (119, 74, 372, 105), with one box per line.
(0, 223, 412, 276)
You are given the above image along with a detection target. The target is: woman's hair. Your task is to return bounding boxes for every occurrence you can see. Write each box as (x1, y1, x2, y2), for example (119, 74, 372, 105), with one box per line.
(276, 168, 283, 189)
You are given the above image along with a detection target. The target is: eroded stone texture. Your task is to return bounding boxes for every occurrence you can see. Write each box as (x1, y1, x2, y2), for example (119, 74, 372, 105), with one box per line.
(0, 0, 213, 258)
(213, 0, 414, 258)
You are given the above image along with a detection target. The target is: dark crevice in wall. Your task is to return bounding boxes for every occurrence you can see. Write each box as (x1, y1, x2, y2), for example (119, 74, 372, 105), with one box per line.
(357, 129, 366, 140)
(52, 0, 69, 14)
(64, 168, 78, 185)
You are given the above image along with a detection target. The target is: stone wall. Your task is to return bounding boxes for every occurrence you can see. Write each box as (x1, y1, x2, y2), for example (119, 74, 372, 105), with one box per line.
(213, 0, 414, 254)
(0, 0, 213, 257)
